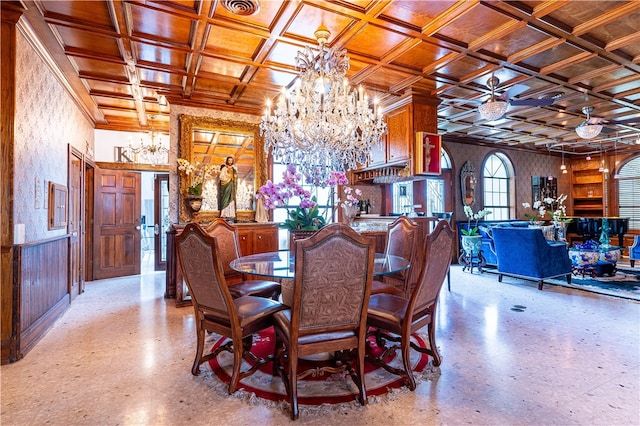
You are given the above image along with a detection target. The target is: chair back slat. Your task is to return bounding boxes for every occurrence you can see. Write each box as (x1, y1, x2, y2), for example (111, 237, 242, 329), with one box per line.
(204, 219, 242, 276)
(176, 223, 234, 316)
(410, 220, 454, 314)
(292, 223, 375, 334)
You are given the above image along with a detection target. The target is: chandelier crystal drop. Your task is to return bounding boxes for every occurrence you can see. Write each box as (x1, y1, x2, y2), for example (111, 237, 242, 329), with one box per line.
(478, 100, 508, 121)
(260, 25, 387, 183)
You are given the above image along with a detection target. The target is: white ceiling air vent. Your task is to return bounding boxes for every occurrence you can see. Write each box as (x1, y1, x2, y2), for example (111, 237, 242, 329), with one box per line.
(222, 0, 261, 16)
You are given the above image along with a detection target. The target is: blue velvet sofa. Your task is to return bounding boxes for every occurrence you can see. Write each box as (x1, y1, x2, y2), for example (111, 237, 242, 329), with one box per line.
(630, 235, 640, 268)
(491, 227, 572, 290)
(455, 220, 530, 266)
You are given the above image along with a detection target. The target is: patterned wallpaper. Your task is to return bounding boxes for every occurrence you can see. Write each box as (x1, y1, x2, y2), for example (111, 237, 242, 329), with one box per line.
(444, 140, 565, 223)
(14, 31, 94, 243)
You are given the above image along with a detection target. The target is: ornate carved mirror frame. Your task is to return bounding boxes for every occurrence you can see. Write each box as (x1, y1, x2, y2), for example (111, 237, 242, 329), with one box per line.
(460, 161, 476, 207)
(178, 115, 267, 223)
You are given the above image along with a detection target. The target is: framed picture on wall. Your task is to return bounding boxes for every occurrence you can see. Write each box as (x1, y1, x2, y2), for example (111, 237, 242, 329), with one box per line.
(415, 132, 441, 175)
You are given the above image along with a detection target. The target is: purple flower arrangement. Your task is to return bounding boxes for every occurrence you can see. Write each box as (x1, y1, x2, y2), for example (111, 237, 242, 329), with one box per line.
(256, 165, 351, 230)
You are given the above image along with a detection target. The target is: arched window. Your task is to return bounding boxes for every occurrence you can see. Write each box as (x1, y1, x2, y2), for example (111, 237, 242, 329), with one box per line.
(482, 153, 513, 220)
(618, 156, 640, 231)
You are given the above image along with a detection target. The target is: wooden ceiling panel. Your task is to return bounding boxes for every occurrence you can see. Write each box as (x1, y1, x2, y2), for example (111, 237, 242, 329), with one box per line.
(198, 57, 248, 79)
(379, 0, 457, 28)
(71, 57, 128, 81)
(94, 96, 136, 110)
(128, 2, 195, 47)
(139, 69, 184, 89)
(480, 25, 555, 59)
(552, 56, 624, 85)
(390, 40, 455, 71)
(433, 3, 515, 45)
(192, 77, 236, 97)
(37, 0, 115, 29)
(204, 25, 264, 59)
(283, 2, 355, 43)
(343, 24, 412, 59)
(261, 40, 302, 69)
(53, 26, 121, 58)
(249, 67, 297, 89)
(517, 42, 587, 74)
(86, 80, 132, 97)
(133, 42, 189, 69)
(17, 0, 640, 154)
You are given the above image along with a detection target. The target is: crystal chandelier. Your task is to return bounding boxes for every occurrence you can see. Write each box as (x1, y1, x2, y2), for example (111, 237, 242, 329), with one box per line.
(260, 25, 387, 183)
(575, 106, 603, 139)
(128, 115, 169, 166)
(477, 75, 508, 121)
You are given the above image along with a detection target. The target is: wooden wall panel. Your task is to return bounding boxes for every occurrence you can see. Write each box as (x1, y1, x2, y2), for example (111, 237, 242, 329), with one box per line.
(2, 235, 70, 364)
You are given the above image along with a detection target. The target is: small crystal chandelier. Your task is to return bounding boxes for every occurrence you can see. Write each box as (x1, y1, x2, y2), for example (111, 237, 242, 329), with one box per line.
(260, 25, 387, 183)
(575, 106, 603, 139)
(128, 115, 169, 166)
(477, 75, 508, 121)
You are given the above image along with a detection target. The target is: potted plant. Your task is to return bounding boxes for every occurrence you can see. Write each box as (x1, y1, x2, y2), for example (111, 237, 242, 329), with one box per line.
(177, 158, 217, 211)
(522, 200, 546, 226)
(461, 205, 492, 255)
(339, 185, 362, 225)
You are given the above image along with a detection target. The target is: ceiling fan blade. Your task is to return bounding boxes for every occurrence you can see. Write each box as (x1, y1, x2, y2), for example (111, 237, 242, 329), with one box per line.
(608, 117, 640, 125)
(448, 98, 483, 105)
(601, 127, 617, 134)
(509, 98, 556, 107)
(498, 84, 529, 100)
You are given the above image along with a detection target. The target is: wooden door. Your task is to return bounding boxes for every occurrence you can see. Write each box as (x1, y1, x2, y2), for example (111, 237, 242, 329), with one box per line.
(94, 169, 141, 279)
(153, 174, 169, 271)
(68, 147, 83, 299)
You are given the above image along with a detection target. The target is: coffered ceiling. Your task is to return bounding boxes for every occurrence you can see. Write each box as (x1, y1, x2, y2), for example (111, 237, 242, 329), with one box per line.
(14, 0, 640, 156)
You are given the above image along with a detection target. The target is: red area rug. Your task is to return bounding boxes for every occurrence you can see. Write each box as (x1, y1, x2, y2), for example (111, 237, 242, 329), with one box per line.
(207, 326, 431, 405)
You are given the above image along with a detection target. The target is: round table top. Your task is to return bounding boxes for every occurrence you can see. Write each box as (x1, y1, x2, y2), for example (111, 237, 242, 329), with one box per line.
(230, 250, 410, 280)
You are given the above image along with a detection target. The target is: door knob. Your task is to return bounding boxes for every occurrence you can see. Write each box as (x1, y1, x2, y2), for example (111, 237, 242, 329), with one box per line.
(154, 224, 160, 235)
(136, 225, 141, 230)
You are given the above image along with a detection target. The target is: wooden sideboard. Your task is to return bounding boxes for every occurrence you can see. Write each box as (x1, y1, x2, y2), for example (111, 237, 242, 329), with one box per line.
(165, 222, 279, 307)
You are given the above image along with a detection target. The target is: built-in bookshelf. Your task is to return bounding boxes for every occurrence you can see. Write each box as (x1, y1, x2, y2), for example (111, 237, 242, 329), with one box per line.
(570, 159, 604, 217)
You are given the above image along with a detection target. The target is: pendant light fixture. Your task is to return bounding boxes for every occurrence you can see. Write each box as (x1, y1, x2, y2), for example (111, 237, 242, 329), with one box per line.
(598, 144, 605, 173)
(560, 151, 567, 174)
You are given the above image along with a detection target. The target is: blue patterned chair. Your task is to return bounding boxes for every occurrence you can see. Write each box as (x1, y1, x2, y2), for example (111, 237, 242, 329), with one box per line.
(630, 236, 640, 268)
(491, 227, 572, 290)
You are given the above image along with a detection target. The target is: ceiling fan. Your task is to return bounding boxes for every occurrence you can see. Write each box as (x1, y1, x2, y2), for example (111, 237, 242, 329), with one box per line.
(575, 106, 640, 139)
(451, 75, 558, 121)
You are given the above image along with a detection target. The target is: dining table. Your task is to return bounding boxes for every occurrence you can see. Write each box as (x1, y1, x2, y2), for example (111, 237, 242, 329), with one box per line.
(229, 250, 410, 280)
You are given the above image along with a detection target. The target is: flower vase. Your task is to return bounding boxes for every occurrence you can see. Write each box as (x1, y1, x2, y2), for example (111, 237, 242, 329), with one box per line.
(461, 235, 482, 256)
(187, 196, 203, 212)
(342, 204, 358, 226)
(554, 221, 568, 242)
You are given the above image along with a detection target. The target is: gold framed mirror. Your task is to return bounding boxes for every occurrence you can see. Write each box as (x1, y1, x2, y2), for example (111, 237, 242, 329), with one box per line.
(178, 115, 267, 223)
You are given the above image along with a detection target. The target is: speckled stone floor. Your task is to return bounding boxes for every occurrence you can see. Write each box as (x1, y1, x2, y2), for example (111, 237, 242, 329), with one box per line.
(2, 263, 639, 425)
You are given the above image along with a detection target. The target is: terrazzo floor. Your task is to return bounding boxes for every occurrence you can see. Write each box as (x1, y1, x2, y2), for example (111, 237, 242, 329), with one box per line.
(1, 264, 639, 425)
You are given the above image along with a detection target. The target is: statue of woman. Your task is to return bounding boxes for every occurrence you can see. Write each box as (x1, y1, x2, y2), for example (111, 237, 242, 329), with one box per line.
(218, 156, 237, 219)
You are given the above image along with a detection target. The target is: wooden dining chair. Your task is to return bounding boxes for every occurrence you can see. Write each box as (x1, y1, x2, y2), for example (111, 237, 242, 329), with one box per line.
(432, 212, 454, 291)
(204, 218, 281, 299)
(370, 216, 417, 297)
(175, 223, 285, 393)
(366, 220, 454, 391)
(272, 223, 375, 420)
